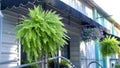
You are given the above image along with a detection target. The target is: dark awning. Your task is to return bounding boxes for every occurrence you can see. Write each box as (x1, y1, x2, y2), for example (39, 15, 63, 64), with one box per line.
(1, 0, 34, 10)
(1, 0, 108, 32)
(103, 31, 120, 41)
(103, 32, 120, 47)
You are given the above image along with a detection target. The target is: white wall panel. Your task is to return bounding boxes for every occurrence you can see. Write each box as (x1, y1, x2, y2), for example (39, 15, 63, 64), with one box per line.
(0, 10, 19, 68)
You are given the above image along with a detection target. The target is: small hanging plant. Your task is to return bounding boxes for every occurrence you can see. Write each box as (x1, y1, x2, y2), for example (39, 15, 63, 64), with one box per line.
(100, 36, 120, 57)
(81, 28, 103, 41)
(16, 6, 69, 62)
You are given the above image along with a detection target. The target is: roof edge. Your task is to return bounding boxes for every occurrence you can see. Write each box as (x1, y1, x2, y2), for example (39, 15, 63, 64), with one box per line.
(83, 0, 120, 30)
(83, 0, 116, 23)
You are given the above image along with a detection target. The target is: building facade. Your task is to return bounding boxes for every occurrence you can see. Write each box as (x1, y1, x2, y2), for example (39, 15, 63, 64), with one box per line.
(0, 0, 120, 68)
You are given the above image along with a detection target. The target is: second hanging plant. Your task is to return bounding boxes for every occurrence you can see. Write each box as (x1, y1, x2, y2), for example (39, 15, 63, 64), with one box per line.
(82, 28, 103, 41)
(100, 36, 120, 57)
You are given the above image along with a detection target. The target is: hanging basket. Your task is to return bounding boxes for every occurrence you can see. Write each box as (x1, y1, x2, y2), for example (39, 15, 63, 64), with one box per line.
(81, 28, 103, 41)
(16, 6, 69, 62)
(100, 36, 120, 57)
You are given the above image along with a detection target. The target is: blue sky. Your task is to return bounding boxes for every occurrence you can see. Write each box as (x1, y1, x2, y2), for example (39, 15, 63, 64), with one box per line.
(94, 0, 120, 23)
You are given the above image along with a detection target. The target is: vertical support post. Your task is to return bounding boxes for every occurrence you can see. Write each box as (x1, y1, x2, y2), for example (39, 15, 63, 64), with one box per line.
(41, 51, 45, 68)
(41, 51, 48, 68)
(85, 43, 88, 68)
(111, 23, 114, 34)
(95, 40, 101, 68)
(18, 14, 21, 66)
(93, 8, 104, 68)
(0, 2, 3, 61)
(93, 8, 98, 22)
(18, 39, 21, 65)
(56, 48, 60, 68)
(44, 53, 48, 68)
(0, 13, 1, 61)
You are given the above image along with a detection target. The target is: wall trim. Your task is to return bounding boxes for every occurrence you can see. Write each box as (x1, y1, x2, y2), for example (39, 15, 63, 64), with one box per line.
(0, 11, 3, 55)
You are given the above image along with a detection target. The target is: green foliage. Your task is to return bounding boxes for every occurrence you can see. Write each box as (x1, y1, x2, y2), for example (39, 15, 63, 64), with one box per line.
(60, 60, 71, 68)
(16, 6, 69, 62)
(48, 59, 71, 68)
(115, 64, 120, 68)
(100, 35, 120, 57)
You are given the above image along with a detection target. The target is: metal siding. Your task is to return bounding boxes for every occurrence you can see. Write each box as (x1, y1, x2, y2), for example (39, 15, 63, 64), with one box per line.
(64, 22, 81, 68)
(0, 11, 3, 64)
(0, 11, 19, 68)
(70, 34, 81, 68)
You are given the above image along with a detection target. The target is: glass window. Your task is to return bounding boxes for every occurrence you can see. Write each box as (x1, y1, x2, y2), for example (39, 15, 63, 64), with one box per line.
(60, 0, 83, 12)
(114, 27, 120, 37)
(85, 6, 93, 19)
(97, 14, 103, 25)
(105, 19, 112, 32)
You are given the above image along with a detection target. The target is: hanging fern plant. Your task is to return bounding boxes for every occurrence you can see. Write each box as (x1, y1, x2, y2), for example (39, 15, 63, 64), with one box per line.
(100, 35, 120, 57)
(16, 6, 69, 62)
